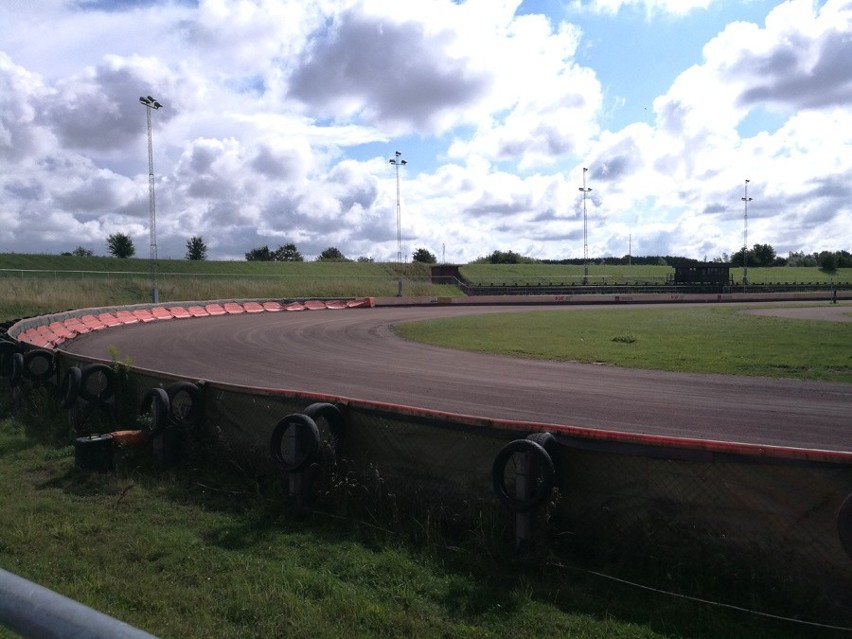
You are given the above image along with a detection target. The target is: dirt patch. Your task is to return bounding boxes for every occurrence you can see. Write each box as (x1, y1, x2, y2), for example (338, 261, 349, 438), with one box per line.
(741, 304, 852, 322)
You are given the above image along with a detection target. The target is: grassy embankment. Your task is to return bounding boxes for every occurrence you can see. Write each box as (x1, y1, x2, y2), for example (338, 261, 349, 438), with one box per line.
(0, 255, 845, 638)
(0, 254, 455, 319)
(460, 263, 852, 285)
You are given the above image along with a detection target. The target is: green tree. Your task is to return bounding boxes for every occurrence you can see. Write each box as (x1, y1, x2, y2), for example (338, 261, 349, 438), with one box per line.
(106, 233, 135, 258)
(412, 247, 437, 264)
(63, 246, 93, 257)
(185, 236, 208, 261)
(317, 247, 347, 261)
(818, 251, 839, 273)
(245, 245, 273, 261)
(750, 243, 776, 267)
(274, 243, 303, 262)
(474, 250, 534, 264)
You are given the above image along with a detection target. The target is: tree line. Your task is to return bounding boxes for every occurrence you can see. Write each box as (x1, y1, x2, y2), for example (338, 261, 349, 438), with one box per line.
(63, 235, 440, 264)
(63, 236, 849, 271)
(62, 234, 209, 261)
(482, 245, 851, 272)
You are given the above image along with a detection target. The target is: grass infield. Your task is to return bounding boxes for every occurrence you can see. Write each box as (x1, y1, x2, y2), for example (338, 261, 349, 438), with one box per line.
(396, 305, 852, 383)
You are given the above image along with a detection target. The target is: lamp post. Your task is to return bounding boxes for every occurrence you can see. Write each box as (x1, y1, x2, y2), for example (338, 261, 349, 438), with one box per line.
(578, 167, 592, 284)
(741, 179, 752, 287)
(139, 95, 163, 302)
(389, 151, 407, 264)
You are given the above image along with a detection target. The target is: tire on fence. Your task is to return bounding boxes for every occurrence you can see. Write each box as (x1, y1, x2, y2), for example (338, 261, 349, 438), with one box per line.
(0, 340, 21, 377)
(60, 366, 83, 408)
(139, 387, 170, 437)
(164, 381, 203, 430)
(79, 363, 117, 404)
(9, 352, 24, 388)
(491, 438, 556, 513)
(302, 402, 345, 456)
(23, 349, 56, 385)
(838, 492, 852, 562)
(270, 413, 320, 473)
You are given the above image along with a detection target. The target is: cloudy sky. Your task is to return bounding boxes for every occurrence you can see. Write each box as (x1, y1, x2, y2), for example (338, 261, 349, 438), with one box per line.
(1, 0, 850, 263)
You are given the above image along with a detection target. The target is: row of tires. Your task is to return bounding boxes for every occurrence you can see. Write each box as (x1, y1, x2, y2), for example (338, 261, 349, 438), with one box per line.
(0, 340, 204, 441)
(4, 341, 562, 514)
(269, 403, 561, 514)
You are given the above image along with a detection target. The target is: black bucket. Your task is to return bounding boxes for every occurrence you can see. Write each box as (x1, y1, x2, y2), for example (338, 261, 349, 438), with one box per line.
(74, 434, 114, 472)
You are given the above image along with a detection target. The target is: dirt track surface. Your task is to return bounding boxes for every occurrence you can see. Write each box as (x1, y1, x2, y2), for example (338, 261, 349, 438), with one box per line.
(62, 304, 852, 453)
(741, 304, 852, 322)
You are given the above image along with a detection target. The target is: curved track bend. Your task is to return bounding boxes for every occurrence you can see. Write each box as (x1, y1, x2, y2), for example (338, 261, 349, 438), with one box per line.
(62, 304, 852, 453)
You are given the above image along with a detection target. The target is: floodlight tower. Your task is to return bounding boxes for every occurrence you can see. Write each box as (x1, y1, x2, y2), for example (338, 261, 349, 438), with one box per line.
(389, 151, 407, 264)
(139, 95, 163, 302)
(578, 167, 592, 284)
(741, 179, 753, 287)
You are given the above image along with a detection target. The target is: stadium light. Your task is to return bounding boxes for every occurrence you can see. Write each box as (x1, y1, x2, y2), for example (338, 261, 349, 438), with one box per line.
(741, 179, 753, 287)
(140, 95, 163, 302)
(389, 151, 407, 264)
(579, 167, 592, 284)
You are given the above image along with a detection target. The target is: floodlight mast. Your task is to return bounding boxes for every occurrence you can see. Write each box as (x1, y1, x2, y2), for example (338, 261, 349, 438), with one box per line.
(139, 95, 163, 302)
(741, 179, 753, 287)
(578, 167, 592, 284)
(389, 151, 407, 263)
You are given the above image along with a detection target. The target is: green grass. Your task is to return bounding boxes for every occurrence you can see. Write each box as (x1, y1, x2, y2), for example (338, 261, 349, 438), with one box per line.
(459, 263, 852, 285)
(0, 256, 454, 319)
(0, 411, 819, 639)
(396, 305, 852, 383)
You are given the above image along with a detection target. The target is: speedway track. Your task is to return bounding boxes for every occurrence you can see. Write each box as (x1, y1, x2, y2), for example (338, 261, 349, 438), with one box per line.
(62, 303, 852, 453)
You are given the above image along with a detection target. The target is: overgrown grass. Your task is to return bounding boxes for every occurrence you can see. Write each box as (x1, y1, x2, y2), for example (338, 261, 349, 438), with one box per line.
(395, 305, 852, 383)
(0, 261, 453, 320)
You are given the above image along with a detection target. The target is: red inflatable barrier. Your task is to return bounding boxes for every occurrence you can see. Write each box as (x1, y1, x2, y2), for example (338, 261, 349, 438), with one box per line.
(169, 307, 192, 319)
(97, 313, 122, 327)
(205, 303, 226, 316)
(114, 310, 139, 325)
(132, 309, 156, 322)
(151, 307, 174, 320)
(81, 315, 107, 330)
(49, 322, 76, 340)
(262, 301, 283, 312)
(223, 302, 244, 314)
(187, 306, 209, 318)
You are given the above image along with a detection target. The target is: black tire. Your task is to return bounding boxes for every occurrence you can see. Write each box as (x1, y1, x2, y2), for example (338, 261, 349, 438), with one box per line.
(60, 366, 83, 408)
(140, 387, 170, 437)
(9, 352, 23, 388)
(491, 439, 556, 513)
(302, 402, 345, 456)
(164, 381, 203, 429)
(79, 363, 116, 403)
(0, 340, 21, 378)
(270, 413, 320, 473)
(23, 349, 56, 385)
(839, 493, 852, 561)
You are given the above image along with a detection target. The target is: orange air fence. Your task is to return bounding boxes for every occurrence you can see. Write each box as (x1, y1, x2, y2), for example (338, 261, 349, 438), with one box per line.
(12, 298, 375, 348)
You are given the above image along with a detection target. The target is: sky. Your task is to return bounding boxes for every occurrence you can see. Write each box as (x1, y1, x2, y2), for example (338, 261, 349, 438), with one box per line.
(0, 0, 850, 263)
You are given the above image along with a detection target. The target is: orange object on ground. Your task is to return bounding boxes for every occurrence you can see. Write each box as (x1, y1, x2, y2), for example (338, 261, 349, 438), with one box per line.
(109, 430, 152, 447)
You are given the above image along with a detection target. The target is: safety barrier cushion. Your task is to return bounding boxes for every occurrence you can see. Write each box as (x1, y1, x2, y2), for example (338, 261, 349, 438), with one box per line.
(13, 299, 376, 348)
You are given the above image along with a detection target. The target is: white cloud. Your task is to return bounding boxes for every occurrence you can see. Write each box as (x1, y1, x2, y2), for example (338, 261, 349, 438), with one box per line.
(0, 0, 849, 263)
